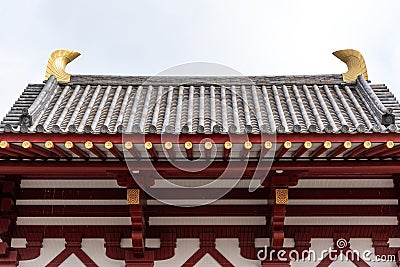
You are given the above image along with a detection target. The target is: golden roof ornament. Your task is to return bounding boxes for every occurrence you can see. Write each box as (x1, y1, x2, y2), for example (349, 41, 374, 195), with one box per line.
(333, 49, 368, 83)
(44, 50, 80, 82)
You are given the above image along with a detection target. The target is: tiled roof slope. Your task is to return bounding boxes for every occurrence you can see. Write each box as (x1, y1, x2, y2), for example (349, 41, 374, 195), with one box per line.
(1, 74, 399, 134)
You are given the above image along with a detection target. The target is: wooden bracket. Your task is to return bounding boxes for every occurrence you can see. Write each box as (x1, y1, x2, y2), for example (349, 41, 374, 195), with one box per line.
(0, 242, 18, 267)
(14, 232, 43, 261)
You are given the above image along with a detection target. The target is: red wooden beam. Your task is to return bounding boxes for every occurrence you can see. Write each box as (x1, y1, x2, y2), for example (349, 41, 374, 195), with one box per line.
(12, 224, 400, 240)
(145, 141, 157, 160)
(105, 141, 123, 159)
(275, 141, 292, 157)
(240, 141, 252, 159)
(364, 141, 394, 157)
(309, 141, 331, 157)
(124, 141, 140, 159)
(21, 141, 53, 158)
(144, 205, 269, 217)
(270, 204, 286, 249)
(0, 148, 20, 158)
(64, 141, 88, 158)
(184, 141, 193, 160)
(327, 141, 352, 157)
(17, 188, 270, 200)
(3, 161, 400, 175)
(284, 225, 400, 239)
(204, 141, 213, 159)
(44, 141, 71, 158)
(292, 141, 312, 158)
(344, 141, 371, 158)
(84, 141, 106, 159)
(18, 188, 126, 200)
(164, 141, 175, 158)
(16, 205, 270, 217)
(259, 141, 273, 158)
(289, 188, 397, 199)
(17, 205, 129, 217)
(286, 205, 397, 217)
(129, 203, 145, 257)
(12, 225, 267, 239)
(0, 141, 37, 157)
(223, 141, 232, 160)
(376, 145, 400, 157)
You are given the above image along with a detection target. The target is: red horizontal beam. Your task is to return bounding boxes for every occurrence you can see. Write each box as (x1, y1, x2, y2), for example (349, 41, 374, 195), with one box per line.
(2, 160, 400, 175)
(12, 225, 132, 239)
(17, 188, 127, 200)
(289, 188, 397, 199)
(12, 224, 400, 239)
(284, 225, 400, 239)
(17, 188, 269, 200)
(12, 225, 267, 239)
(17, 205, 129, 217)
(1, 132, 400, 143)
(286, 205, 397, 217)
(16, 205, 270, 217)
(144, 205, 269, 217)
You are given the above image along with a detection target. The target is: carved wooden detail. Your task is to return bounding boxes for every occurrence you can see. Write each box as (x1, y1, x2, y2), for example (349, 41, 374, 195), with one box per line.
(182, 233, 234, 267)
(45, 233, 98, 267)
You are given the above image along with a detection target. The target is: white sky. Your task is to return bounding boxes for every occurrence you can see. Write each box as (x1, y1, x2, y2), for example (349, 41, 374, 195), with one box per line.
(0, 0, 399, 117)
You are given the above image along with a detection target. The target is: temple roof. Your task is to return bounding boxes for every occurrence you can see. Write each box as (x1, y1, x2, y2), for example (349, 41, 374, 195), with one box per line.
(1, 72, 399, 135)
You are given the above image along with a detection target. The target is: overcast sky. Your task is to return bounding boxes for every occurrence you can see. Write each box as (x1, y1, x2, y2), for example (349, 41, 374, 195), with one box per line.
(0, 0, 399, 117)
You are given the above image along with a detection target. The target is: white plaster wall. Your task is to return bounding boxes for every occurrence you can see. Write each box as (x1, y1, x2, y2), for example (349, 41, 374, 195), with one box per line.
(155, 239, 200, 267)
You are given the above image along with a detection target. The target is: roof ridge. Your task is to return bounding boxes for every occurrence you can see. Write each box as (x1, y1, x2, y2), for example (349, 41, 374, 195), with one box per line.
(69, 74, 344, 86)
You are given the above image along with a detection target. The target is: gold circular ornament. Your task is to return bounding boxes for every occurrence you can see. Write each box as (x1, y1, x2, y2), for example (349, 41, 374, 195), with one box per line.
(204, 141, 213, 150)
(45, 141, 54, 149)
(145, 141, 153, 150)
(324, 141, 332, 149)
(304, 141, 312, 149)
(284, 141, 292, 149)
(85, 141, 93, 149)
(184, 141, 192, 150)
(0, 141, 8, 149)
(22, 141, 32, 149)
(387, 141, 394, 149)
(65, 141, 73, 149)
(264, 141, 273, 149)
(125, 141, 133, 149)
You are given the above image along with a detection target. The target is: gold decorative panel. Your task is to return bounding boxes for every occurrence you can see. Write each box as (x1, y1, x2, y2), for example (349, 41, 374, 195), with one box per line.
(127, 189, 140, 205)
(275, 189, 288, 205)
